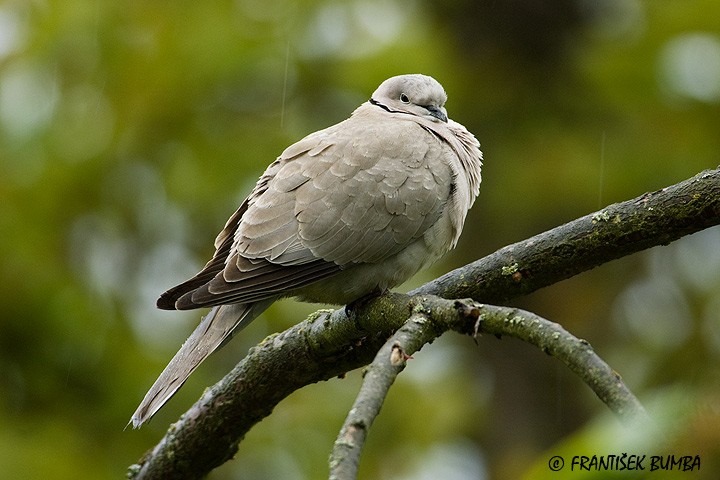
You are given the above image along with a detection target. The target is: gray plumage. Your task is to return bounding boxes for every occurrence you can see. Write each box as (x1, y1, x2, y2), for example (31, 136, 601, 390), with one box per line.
(130, 74, 483, 427)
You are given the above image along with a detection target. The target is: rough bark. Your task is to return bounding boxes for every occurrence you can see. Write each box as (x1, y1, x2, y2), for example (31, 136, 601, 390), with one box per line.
(129, 167, 720, 480)
(328, 299, 650, 479)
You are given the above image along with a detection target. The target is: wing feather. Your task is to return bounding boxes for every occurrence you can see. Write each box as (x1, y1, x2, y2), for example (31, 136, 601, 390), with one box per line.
(158, 108, 455, 310)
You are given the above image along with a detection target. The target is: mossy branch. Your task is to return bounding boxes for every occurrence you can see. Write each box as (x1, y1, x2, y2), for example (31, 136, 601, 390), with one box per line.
(413, 168, 720, 303)
(129, 168, 720, 480)
(328, 309, 438, 480)
(328, 298, 650, 480)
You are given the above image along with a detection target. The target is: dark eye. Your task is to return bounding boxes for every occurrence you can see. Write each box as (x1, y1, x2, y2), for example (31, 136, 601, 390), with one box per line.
(400, 93, 409, 103)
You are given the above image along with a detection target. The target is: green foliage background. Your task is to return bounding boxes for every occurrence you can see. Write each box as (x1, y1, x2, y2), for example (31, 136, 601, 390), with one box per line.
(1, 1, 719, 478)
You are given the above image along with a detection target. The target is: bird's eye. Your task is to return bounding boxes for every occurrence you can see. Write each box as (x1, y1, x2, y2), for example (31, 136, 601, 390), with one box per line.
(400, 93, 409, 104)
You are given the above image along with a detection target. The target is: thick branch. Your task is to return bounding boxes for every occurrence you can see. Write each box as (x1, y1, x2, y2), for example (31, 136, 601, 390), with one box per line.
(129, 296, 412, 480)
(414, 168, 720, 303)
(129, 168, 720, 479)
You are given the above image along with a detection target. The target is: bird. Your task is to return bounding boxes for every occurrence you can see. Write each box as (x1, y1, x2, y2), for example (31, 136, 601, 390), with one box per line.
(130, 74, 483, 428)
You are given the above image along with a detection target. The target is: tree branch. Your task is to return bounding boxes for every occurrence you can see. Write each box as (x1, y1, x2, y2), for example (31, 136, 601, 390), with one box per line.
(328, 310, 437, 480)
(462, 303, 650, 424)
(413, 167, 720, 303)
(129, 168, 720, 479)
(329, 298, 650, 480)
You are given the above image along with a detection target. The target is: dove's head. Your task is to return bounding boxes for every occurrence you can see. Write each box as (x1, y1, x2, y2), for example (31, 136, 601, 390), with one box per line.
(370, 74, 448, 123)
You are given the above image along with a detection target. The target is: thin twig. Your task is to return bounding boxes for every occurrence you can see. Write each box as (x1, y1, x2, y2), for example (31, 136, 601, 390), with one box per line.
(462, 302, 651, 425)
(328, 310, 437, 480)
(328, 298, 650, 480)
(412, 298, 650, 425)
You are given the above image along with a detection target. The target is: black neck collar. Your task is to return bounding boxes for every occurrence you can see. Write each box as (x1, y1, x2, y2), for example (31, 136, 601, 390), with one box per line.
(369, 97, 393, 113)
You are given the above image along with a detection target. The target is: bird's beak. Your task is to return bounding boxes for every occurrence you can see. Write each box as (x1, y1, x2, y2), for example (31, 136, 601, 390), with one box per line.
(426, 105, 448, 123)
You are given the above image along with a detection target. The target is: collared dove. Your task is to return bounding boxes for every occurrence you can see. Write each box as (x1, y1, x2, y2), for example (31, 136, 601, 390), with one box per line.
(130, 74, 483, 427)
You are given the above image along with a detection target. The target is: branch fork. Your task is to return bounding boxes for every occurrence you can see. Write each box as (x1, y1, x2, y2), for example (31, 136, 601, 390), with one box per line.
(130, 168, 720, 480)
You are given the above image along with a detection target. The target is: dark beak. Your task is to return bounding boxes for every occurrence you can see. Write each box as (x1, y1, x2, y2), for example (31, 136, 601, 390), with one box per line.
(426, 105, 448, 123)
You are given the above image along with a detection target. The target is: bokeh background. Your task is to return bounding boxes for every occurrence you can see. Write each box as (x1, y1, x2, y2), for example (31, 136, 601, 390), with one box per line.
(1, 0, 719, 478)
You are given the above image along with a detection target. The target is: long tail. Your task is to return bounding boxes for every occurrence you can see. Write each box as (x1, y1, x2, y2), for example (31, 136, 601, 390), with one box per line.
(129, 300, 273, 428)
